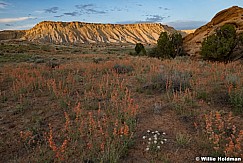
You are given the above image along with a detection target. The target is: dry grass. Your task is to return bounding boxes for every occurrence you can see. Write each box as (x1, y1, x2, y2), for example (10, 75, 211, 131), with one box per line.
(0, 42, 243, 162)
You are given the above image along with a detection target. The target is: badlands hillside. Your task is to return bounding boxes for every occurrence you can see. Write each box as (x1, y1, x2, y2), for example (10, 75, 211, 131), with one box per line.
(0, 22, 176, 44)
(184, 6, 243, 57)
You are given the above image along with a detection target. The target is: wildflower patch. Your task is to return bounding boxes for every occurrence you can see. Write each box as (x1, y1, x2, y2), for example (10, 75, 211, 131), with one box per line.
(142, 130, 168, 152)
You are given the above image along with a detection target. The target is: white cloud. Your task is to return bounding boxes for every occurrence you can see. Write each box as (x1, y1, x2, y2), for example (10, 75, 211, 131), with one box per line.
(0, 17, 34, 23)
(34, 10, 45, 14)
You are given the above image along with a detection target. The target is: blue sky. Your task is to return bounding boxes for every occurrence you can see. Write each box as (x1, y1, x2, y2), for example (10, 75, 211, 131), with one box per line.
(0, 0, 242, 30)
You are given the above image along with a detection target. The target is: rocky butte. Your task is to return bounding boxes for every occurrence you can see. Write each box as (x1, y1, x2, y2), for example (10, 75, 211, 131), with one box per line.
(183, 6, 243, 58)
(0, 22, 176, 44)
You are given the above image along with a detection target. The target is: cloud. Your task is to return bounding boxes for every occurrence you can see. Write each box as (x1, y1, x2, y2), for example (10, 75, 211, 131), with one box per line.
(45, 7, 59, 13)
(166, 20, 207, 30)
(145, 15, 166, 22)
(0, 17, 34, 23)
(110, 7, 127, 12)
(34, 10, 45, 14)
(159, 7, 170, 10)
(5, 23, 12, 26)
(75, 4, 107, 14)
(0, 1, 8, 9)
(86, 8, 106, 14)
(116, 14, 168, 24)
(54, 15, 64, 18)
(75, 4, 94, 9)
(64, 12, 79, 16)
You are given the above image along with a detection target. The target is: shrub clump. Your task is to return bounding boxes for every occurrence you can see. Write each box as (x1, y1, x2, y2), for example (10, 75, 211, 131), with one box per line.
(143, 70, 192, 93)
(46, 60, 60, 69)
(148, 32, 183, 59)
(200, 24, 243, 62)
(134, 43, 146, 56)
(113, 64, 134, 74)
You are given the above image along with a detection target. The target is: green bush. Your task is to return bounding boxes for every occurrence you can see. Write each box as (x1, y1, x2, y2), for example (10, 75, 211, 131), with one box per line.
(134, 43, 146, 56)
(150, 32, 183, 59)
(200, 24, 242, 61)
(147, 47, 158, 58)
(156, 32, 173, 58)
(170, 32, 183, 58)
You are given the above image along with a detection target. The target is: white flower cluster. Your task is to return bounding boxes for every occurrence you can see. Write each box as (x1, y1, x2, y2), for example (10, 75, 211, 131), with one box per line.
(142, 130, 167, 152)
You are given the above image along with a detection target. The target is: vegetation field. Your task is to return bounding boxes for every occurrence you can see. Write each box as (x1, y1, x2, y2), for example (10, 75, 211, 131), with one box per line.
(0, 42, 243, 162)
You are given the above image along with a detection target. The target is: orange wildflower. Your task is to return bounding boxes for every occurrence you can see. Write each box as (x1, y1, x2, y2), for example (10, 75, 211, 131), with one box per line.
(123, 123, 129, 136)
(64, 111, 70, 132)
(60, 139, 68, 153)
(100, 142, 105, 152)
(48, 124, 57, 152)
(87, 142, 92, 150)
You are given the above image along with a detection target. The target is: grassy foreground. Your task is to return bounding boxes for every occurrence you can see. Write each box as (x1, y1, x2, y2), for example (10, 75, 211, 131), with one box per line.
(0, 43, 243, 162)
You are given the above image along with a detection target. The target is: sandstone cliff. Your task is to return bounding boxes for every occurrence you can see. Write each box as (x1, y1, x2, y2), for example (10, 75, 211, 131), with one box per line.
(183, 6, 243, 56)
(11, 21, 175, 44)
(24, 21, 176, 44)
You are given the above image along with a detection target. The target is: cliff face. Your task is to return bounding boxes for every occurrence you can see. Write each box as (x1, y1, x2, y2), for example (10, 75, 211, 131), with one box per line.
(19, 21, 175, 44)
(183, 6, 243, 56)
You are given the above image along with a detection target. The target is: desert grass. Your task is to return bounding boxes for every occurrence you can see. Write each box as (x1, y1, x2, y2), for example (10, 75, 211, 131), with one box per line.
(0, 47, 243, 162)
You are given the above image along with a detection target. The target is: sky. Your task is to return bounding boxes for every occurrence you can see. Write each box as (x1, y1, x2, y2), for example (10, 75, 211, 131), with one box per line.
(0, 0, 243, 31)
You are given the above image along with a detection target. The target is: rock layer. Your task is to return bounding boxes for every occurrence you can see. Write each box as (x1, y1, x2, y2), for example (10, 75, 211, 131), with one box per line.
(1, 21, 176, 44)
(183, 6, 243, 56)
